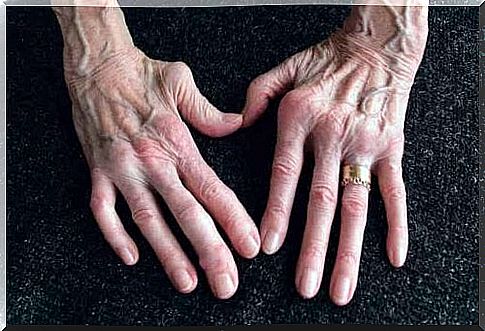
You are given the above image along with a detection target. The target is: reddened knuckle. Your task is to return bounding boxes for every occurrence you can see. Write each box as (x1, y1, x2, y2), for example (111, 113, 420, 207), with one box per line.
(199, 243, 230, 272)
(272, 154, 299, 179)
(132, 207, 157, 227)
(200, 176, 223, 202)
(134, 139, 161, 161)
(382, 183, 406, 202)
(337, 250, 359, 266)
(264, 204, 287, 222)
(310, 182, 338, 208)
(280, 90, 302, 112)
(158, 246, 180, 266)
(341, 195, 367, 219)
(178, 204, 201, 221)
(302, 242, 326, 261)
(90, 196, 107, 215)
(220, 209, 241, 236)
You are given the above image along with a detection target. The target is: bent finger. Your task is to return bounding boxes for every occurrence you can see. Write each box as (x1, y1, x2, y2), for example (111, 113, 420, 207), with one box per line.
(90, 169, 139, 266)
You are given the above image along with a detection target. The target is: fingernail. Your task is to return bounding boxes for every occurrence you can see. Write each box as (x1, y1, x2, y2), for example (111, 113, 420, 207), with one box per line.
(214, 273, 235, 299)
(121, 248, 136, 265)
(244, 234, 260, 258)
(300, 268, 319, 299)
(263, 231, 280, 255)
(172, 269, 194, 293)
(333, 277, 351, 306)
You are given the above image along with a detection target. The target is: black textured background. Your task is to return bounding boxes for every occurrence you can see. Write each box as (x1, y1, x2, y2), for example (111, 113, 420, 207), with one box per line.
(6, 5, 478, 326)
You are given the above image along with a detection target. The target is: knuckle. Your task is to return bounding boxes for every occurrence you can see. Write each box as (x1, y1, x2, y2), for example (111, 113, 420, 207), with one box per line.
(177, 204, 202, 222)
(199, 243, 231, 272)
(219, 209, 241, 236)
(133, 139, 164, 163)
(310, 181, 338, 208)
(280, 90, 312, 113)
(280, 91, 301, 112)
(250, 75, 267, 90)
(158, 246, 182, 267)
(264, 204, 287, 223)
(169, 61, 192, 79)
(301, 241, 326, 262)
(90, 195, 108, 215)
(341, 194, 367, 219)
(382, 183, 406, 202)
(200, 176, 223, 202)
(132, 207, 158, 227)
(272, 153, 299, 180)
(389, 223, 408, 233)
(115, 147, 134, 166)
(336, 250, 359, 267)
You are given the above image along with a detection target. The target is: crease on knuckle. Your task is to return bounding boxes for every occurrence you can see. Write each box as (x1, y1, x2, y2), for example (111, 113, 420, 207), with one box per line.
(337, 250, 359, 267)
(158, 246, 182, 268)
(200, 176, 224, 203)
(199, 243, 230, 273)
(132, 207, 157, 227)
(389, 224, 408, 234)
(90, 195, 109, 216)
(382, 183, 406, 202)
(272, 153, 299, 181)
(177, 204, 201, 222)
(264, 204, 287, 224)
(341, 195, 367, 219)
(220, 209, 249, 248)
(310, 181, 338, 209)
(301, 241, 326, 264)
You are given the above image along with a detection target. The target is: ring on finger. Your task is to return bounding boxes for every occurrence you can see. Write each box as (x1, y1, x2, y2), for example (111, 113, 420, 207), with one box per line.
(341, 164, 371, 191)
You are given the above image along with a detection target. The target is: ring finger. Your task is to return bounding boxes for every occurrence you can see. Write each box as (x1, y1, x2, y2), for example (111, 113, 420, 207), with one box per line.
(145, 161, 239, 299)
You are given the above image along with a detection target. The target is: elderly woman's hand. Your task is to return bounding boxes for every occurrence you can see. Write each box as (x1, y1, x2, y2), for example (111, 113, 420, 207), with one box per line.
(242, 4, 428, 305)
(54, 3, 260, 299)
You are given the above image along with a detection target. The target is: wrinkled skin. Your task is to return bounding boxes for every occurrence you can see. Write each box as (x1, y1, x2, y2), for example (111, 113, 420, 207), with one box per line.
(243, 6, 428, 305)
(67, 46, 261, 299)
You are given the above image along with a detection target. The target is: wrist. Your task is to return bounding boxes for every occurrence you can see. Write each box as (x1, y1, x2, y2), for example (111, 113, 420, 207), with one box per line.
(52, 1, 135, 79)
(343, 3, 428, 59)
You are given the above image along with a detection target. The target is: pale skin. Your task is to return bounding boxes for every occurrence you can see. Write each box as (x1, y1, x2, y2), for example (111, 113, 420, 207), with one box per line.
(52, 0, 428, 304)
(52, 0, 261, 300)
(244, 1, 428, 305)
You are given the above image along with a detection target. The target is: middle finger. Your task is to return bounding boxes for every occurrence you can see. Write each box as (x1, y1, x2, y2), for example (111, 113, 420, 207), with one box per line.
(296, 149, 340, 299)
(330, 179, 370, 306)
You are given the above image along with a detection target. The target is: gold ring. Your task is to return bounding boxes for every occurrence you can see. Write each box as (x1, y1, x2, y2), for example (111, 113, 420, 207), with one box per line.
(341, 164, 371, 191)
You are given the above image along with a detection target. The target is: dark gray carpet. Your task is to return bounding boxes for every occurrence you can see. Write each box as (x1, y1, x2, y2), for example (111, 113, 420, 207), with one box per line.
(6, 5, 478, 326)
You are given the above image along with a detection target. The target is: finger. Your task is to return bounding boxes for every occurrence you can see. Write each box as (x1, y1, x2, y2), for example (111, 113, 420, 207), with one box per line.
(242, 53, 307, 127)
(295, 151, 340, 299)
(145, 161, 239, 299)
(89, 169, 139, 266)
(178, 155, 261, 259)
(118, 181, 198, 294)
(171, 62, 242, 138)
(260, 116, 308, 255)
(377, 158, 408, 268)
(330, 183, 369, 306)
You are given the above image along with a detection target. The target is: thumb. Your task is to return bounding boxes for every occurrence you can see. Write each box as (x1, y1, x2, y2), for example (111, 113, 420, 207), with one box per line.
(242, 53, 305, 128)
(174, 63, 242, 138)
